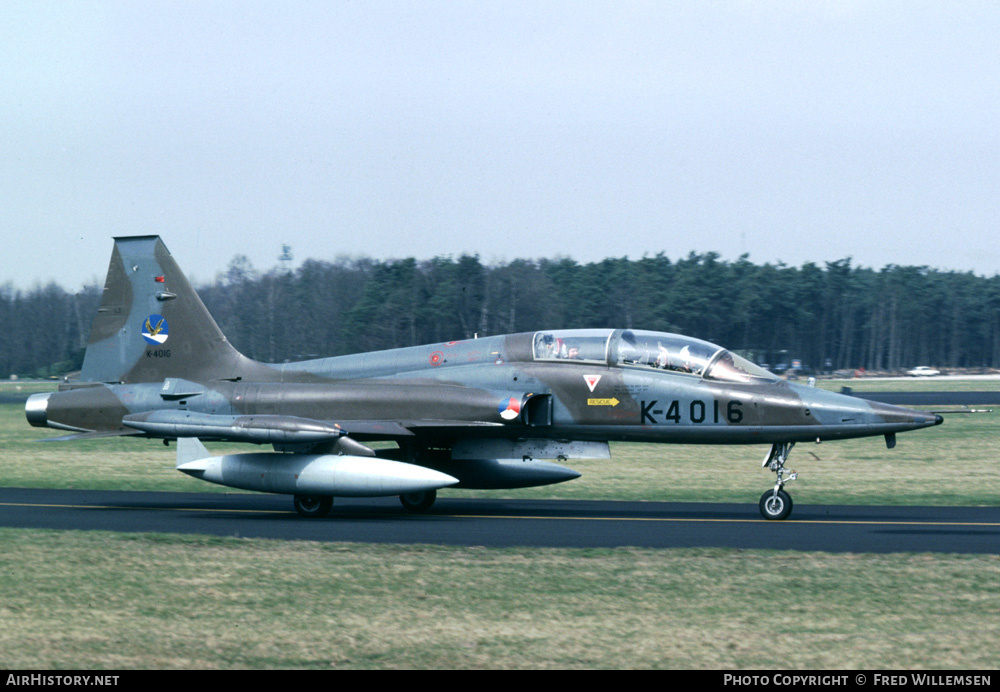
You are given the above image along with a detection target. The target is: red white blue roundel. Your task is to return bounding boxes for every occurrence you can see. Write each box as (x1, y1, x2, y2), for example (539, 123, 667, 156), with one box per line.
(142, 314, 169, 345)
(498, 397, 521, 421)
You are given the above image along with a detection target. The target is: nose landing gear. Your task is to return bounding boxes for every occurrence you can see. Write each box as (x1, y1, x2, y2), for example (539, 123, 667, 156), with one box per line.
(760, 442, 797, 520)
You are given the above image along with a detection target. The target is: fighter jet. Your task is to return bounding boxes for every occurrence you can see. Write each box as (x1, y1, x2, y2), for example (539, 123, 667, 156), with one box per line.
(26, 236, 942, 519)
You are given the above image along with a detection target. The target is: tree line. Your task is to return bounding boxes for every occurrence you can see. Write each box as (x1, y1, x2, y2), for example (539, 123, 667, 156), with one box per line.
(3, 251, 1000, 379)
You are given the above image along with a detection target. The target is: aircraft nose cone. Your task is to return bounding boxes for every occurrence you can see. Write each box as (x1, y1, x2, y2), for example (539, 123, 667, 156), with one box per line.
(908, 411, 944, 427)
(868, 400, 942, 430)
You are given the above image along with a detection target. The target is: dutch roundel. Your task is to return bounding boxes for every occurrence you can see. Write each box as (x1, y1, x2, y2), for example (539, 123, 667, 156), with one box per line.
(498, 397, 521, 421)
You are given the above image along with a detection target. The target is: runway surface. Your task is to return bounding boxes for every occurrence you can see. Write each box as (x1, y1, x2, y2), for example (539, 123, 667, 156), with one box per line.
(1, 487, 997, 553)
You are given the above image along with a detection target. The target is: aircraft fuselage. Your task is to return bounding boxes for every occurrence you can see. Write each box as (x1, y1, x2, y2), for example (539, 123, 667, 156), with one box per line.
(31, 330, 940, 446)
(24, 237, 943, 520)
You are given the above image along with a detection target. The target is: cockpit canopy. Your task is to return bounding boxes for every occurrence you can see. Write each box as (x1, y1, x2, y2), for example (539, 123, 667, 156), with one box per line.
(531, 329, 776, 384)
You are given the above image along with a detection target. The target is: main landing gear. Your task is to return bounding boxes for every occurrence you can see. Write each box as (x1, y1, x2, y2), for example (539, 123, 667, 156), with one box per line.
(759, 443, 797, 520)
(399, 489, 437, 513)
(293, 494, 334, 518)
(292, 491, 439, 517)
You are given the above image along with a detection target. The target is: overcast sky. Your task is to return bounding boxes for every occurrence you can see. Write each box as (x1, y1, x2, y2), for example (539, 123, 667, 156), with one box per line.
(2, 1, 997, 290)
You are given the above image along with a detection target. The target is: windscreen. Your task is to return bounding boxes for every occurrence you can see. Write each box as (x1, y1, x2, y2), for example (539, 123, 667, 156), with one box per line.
(703, 350, 777, 383)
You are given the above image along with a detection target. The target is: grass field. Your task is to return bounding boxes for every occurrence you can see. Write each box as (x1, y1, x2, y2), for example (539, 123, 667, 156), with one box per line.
(818, 376, 1000, 394)
(0, 531, 997, 670)
(1, 380, 998, 669)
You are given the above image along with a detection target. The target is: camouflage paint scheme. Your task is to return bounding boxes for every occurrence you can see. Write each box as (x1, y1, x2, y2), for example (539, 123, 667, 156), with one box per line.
(26, 237, 942, 518)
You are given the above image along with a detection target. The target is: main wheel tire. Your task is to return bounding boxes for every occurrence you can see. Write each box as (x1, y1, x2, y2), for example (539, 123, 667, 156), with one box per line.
(399, 489, 437, 513)
(759, 489, 793, 520)
(293, 494, 333, 518)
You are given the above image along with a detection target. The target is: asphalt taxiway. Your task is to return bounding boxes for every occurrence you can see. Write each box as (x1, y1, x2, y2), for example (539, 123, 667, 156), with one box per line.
(0, 487, 996, 553)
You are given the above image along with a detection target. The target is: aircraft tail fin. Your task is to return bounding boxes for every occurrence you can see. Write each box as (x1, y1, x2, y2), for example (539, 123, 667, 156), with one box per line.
(80, 236, 259, 384)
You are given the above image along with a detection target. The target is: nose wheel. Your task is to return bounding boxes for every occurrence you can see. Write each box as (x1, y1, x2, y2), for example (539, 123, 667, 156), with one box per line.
(760, 443, 797, 520)
(759, 488, 793, 520)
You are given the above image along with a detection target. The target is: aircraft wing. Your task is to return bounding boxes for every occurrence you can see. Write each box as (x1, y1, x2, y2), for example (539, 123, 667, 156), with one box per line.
(334, 419, 504, 438)
(399, 418, 506, 431)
